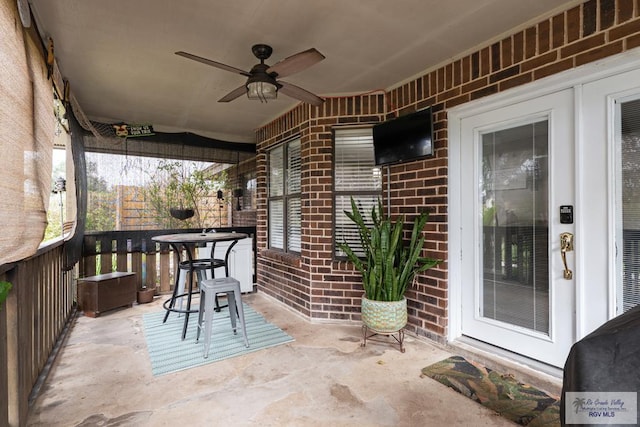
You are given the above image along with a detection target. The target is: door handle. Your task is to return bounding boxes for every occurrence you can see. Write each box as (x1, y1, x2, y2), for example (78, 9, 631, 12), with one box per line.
(560, 232, 574, 279)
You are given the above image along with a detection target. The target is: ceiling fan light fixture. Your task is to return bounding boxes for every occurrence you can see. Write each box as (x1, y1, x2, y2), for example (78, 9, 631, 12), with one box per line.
(246, 79, 278, 102)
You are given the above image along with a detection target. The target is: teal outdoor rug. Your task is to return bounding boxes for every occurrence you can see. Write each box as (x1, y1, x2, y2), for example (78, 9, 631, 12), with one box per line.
(142, 304, 294, 376)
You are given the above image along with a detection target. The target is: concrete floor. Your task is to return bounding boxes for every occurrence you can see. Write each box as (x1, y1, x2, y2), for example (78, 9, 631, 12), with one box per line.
(27, 292, 560, 426)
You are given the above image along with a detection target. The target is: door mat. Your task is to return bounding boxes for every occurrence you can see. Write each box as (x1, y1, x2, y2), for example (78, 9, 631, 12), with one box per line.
(142, 304, 294, 376)
(421, 356, 560, 426)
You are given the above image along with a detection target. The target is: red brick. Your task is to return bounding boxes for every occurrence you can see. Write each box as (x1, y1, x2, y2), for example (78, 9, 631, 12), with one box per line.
(618, 0, 635, 23)
(437, 67, 445, 92)
(501, 37, 513, 67)
(566, 6, 582, 43)
(513, 31, 524, 63)
(462, 56, 471, 83)
(491, 42, 501, 72)
(443, 63, 451, 90)
(436, 87, 461, 103)
(575, 41, 624, 66)
(521, 51, 558, 72)
(609, 17, 640, 41)
(628, 32, 640, 49)
(498, 72, 534, 91)
(560, 33, 606, 58)
(461, 77, 489, 94)
(453, 59, 462, 87)
(552, 13, 565, 48)
(600, 0, 616, 29)
(534, 58, 574, 80)
(525, 26, 537, 58)
(480, 46, 491, 76)
(538, 20, 551, 53)
(583, 0, 598, 35)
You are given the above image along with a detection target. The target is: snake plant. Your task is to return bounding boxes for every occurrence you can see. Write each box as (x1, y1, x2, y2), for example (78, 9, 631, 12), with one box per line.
(338, 197, 440, 301)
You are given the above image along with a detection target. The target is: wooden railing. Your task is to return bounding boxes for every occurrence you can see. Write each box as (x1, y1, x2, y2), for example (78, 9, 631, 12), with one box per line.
(80, 227, 257, 293)
(0, 239, 75, 427)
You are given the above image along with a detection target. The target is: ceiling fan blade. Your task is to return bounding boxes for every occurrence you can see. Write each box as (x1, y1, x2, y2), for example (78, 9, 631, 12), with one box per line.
(278, 81, 324, 106)
(175, 51, 252, 77)
(266, 48, 325, 78)
(218, 85, 247, 102)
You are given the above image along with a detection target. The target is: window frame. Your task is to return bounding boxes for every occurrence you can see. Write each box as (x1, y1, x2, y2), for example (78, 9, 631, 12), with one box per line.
(267, 137, 302, 254)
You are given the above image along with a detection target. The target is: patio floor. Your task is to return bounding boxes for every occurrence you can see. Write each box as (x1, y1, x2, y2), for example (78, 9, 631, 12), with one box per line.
(26, 292, 560, 426)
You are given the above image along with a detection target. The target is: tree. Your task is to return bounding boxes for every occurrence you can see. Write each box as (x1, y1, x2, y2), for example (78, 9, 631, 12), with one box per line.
(143, 161, 227, 229)
(85, 161, 116, 231)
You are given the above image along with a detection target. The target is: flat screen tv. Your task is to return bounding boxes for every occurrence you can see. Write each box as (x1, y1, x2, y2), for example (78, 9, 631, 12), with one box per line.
(372, 108, 433, 166)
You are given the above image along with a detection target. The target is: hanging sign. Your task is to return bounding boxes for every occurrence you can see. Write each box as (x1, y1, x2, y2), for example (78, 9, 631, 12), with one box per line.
(113, 123, 155, 138)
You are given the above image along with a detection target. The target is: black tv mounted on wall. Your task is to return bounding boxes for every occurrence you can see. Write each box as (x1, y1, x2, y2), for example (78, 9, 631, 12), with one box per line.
(372, 107, 434, 166)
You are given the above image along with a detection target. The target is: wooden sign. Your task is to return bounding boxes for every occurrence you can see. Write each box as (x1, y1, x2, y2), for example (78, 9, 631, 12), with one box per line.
(113, 123, 154, 138)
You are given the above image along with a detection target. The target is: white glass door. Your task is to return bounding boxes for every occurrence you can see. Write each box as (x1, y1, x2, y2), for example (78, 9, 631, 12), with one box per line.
(459, 89, 575, 367)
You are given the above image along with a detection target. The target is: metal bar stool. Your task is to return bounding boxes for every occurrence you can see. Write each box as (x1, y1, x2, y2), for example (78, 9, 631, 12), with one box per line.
(196, 277, 249, 358)
(163, 240, 238, 340)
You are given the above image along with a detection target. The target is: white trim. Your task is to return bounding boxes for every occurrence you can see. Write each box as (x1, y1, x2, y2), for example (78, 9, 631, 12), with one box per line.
(606, 93, 618, 321)
(447, 114, 463, 341)
(573, 83, 585, 340)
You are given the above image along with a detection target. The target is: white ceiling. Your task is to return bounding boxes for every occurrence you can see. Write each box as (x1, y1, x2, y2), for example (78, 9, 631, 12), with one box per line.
(29, 0, 584, 143)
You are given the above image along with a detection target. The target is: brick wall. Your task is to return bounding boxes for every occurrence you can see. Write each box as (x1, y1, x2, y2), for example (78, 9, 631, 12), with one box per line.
(255, 0, 640, 342)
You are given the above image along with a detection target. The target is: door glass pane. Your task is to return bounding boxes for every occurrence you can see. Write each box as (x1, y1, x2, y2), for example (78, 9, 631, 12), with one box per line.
(620, 99, 640, 312)
(480, 120, 549, 333)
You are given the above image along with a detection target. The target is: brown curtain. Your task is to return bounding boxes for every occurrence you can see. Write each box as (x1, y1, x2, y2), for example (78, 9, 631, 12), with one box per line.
(0, 0, 54, 266)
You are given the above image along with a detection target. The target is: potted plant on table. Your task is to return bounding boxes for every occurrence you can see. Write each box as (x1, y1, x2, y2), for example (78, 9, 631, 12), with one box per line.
(338, 197, 440, 347)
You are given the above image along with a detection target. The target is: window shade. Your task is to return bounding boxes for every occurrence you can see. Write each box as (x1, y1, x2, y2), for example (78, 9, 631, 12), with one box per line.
(0, 6, 54, 266)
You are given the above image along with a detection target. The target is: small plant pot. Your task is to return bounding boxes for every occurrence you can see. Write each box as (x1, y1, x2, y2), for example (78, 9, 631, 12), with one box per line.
(361, 296, 407, 333)
(137, 287, 156, 304)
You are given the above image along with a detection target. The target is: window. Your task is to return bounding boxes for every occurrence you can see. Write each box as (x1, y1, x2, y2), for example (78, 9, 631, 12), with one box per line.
(241, 172, 257, 210)
(334, 128, 381, 257)
(268, 138, 301, 252)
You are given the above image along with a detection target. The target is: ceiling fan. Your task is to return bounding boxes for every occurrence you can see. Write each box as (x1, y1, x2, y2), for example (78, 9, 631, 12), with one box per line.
(175, 44, 325, 106)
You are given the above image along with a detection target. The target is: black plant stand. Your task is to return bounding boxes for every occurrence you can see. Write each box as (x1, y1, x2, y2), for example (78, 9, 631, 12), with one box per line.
(361, 325, 405, 353)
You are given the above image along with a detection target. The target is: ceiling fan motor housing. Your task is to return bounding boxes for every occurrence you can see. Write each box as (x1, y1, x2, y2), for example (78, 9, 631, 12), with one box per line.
(251, 44, 273, 61)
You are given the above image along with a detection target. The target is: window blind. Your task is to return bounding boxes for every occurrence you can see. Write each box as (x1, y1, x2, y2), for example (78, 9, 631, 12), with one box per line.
(287, 140, 301, 252)
(621, 98, 640, 311)
(334, 127, 381, 257)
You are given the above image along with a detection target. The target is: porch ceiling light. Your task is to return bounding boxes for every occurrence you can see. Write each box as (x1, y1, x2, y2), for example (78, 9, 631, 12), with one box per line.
(246, 72, 278, 102)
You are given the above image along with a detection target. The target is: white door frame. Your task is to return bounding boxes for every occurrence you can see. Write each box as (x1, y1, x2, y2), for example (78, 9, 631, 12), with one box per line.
(449, 49, 640, 352)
